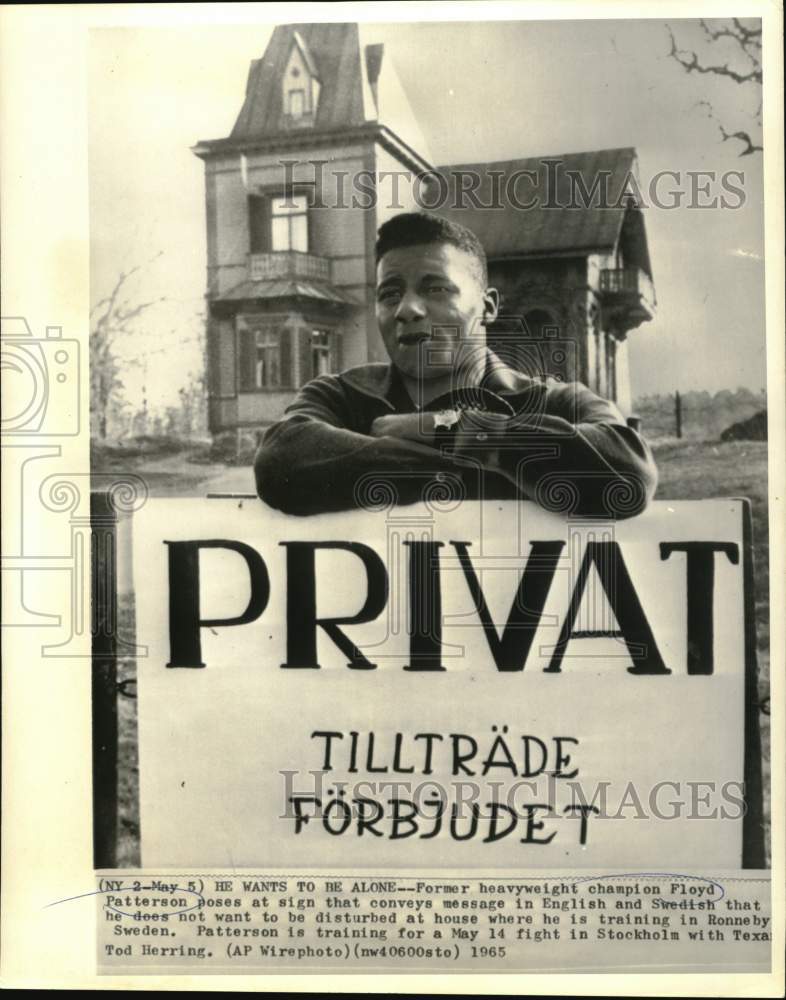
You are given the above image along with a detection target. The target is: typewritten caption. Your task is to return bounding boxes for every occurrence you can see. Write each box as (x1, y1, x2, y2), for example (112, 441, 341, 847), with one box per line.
(94, 872, 772, 974)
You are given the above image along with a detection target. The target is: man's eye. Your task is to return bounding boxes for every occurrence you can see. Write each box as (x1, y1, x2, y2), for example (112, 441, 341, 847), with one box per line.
(378, 289, 401, 303)
(425, 284, 452, 294)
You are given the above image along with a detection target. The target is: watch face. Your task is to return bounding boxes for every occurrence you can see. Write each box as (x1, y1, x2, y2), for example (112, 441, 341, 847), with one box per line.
(425, 386, 515, 416)
(434, 409, 459, 430)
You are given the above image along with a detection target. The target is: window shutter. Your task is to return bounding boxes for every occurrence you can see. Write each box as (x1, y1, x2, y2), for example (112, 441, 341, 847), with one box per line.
(207, 325, 220, 397)
(212, 320, 237, 396)
(279, 328, 292, 388)
(238, 326, 256, 391)
(248, 195, 271, 253)
(298, 329, 313, 387)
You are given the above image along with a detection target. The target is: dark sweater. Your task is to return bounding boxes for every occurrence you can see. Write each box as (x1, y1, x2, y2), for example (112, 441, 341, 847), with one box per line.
(254, 353, 657, 518)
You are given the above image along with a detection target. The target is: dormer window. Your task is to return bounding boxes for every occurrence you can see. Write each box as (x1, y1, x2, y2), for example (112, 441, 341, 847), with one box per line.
(287, 89, 305, 118)
(283, 33, 320, 122)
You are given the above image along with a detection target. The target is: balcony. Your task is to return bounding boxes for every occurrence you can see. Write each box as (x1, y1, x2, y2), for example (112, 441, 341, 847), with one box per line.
(248, 251, 331, 283)
(599, 267, 656, 327)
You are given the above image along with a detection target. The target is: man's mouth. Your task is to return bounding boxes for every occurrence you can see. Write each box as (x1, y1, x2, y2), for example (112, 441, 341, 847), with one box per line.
(397, 331, 431, 346)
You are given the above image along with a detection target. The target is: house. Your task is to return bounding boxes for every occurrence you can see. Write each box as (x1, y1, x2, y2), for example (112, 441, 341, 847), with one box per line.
(192, 22, 655, 439)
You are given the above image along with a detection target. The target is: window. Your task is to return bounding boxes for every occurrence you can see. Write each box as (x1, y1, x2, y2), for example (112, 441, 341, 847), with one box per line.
(254, 329, 281, 389)
(238, 318, 292, 391)
(311, 329, 335, 377)
(287, 89, 305, 117)
(271, 194, 308, 252)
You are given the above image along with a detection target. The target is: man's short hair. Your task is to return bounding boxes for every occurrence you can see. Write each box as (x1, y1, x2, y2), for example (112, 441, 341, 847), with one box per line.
(375, 211, 488, 285)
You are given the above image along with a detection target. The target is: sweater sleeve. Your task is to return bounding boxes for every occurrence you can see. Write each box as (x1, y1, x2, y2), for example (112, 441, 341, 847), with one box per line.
(254, 376, 461, 515)
(452, 380, 658, 518)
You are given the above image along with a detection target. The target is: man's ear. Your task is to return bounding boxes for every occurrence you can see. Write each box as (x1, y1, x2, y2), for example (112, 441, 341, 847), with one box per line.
(482, 287, 500, 325)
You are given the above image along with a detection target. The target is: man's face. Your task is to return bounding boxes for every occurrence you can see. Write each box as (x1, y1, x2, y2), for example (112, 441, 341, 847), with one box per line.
(375, 242, 499, 381)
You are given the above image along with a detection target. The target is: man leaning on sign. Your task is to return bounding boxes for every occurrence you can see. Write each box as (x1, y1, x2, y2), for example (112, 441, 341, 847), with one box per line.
(254, 211, 657, 518)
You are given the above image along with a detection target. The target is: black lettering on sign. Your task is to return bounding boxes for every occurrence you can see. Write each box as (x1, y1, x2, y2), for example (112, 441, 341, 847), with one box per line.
(165, 539, 270, 668)
(404, 540, 445, 672)
(545, 541, 669, 674)
(280, 542, 388, 670)
(451, 541, 565, 671)
(660, 541, 739, 675)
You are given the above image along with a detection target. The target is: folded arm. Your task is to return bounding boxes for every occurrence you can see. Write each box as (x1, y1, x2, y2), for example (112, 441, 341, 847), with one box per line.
(254, 377, 459, 515)
(255, 376, 657, 518)
(449, 383, 658, 517)
(360, 385, 658, 518)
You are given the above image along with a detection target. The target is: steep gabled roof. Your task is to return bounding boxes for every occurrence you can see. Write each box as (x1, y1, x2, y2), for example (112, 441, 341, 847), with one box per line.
(437, 147, 647, 267)
(291, 30, 318, 79)
(230, 23, 367, 139)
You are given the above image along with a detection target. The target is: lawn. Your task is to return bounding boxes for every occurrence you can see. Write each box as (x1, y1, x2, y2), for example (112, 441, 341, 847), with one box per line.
(652, 438, 769, 661)
(652, 438, 771, 863)
(109, 437, 772, 868)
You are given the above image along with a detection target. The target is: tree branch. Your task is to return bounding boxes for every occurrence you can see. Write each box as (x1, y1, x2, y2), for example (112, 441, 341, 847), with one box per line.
(695, 100, 763, 156)
(701, 18, 762, 50)
(89, 253, 168, 438)
(667, 24, 762, 84)
(667, 20, 763, 157)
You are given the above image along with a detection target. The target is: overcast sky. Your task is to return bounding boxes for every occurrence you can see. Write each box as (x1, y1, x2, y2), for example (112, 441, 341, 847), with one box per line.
(89, 16, 766, 412)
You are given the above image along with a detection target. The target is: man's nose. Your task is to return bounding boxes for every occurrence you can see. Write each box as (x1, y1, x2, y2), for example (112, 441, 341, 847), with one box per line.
(394, 291, 427, 322)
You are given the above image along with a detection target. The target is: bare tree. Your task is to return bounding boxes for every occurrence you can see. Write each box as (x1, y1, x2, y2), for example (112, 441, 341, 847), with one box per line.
(666, 18, 762, 156)
(90, 259, 165, 439)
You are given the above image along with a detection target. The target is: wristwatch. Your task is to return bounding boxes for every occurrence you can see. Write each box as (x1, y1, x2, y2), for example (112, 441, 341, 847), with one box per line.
(433, 408, 461, 449)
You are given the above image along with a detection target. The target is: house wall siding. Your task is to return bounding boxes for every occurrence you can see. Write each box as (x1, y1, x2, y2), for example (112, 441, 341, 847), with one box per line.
(374, 143, 422, 224)
(489, 256, 591, 386)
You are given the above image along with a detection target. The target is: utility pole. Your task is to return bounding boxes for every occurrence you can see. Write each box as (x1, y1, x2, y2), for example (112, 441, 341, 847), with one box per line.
(675, 390, 683, 439)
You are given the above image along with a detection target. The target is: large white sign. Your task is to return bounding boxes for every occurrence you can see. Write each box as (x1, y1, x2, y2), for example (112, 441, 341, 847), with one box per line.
(133, 499, 749, 868)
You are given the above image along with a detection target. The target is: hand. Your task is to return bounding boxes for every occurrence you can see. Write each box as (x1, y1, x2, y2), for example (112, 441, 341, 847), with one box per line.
(370, 413, 434, 443)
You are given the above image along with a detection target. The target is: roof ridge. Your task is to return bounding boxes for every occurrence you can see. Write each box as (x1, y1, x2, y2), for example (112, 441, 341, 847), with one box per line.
(438, 146, 637, 172)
